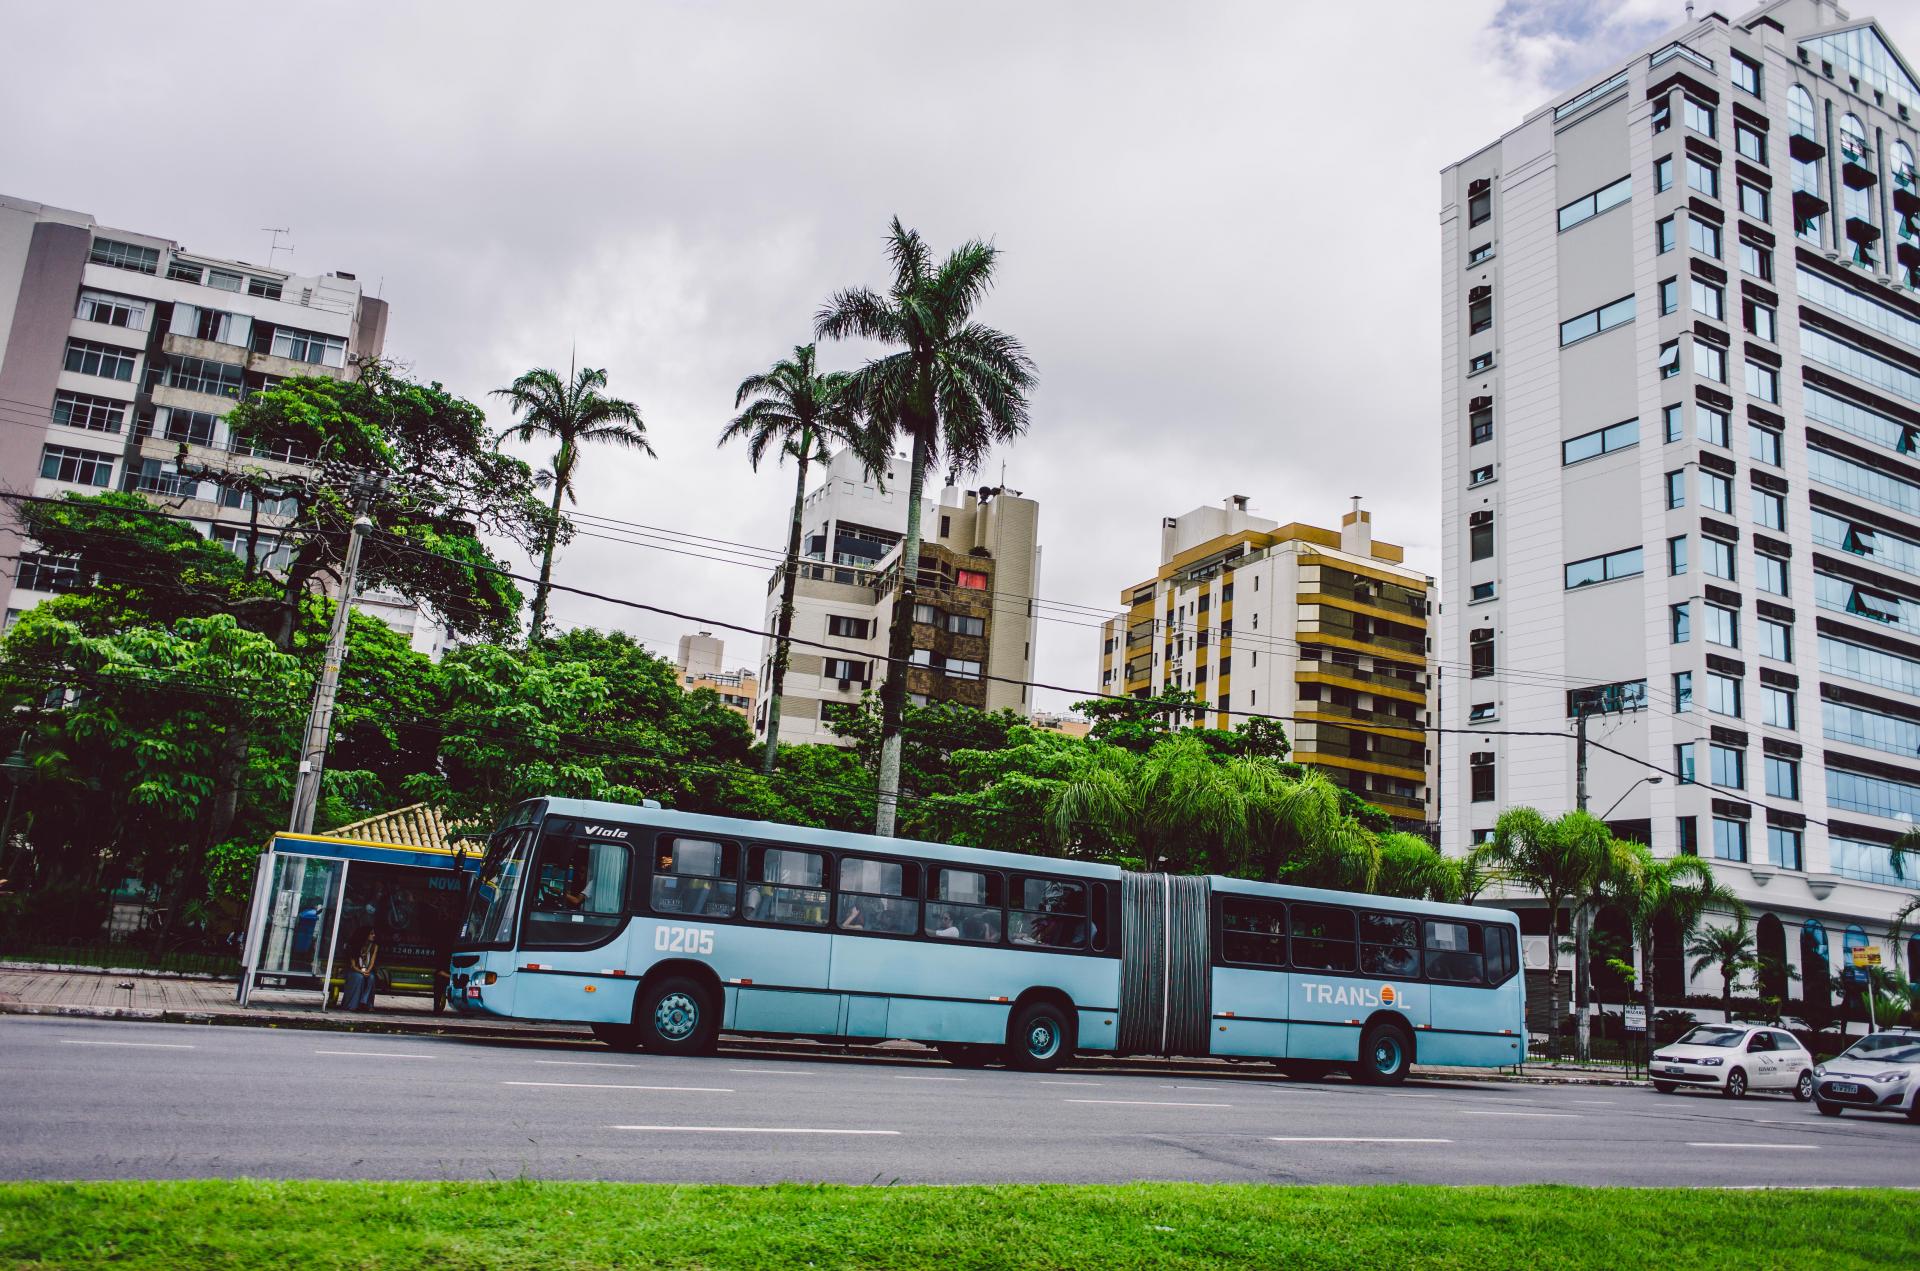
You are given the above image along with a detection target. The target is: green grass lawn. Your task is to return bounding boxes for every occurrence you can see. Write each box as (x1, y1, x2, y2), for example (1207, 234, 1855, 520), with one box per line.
(0, 1182, 1910, 1269)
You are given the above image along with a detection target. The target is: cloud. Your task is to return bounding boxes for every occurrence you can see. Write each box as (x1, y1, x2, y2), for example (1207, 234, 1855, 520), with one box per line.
(1484, 0, 1678, 93)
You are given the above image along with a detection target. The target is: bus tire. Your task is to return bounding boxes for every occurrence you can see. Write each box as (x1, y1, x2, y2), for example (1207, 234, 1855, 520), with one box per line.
(638, 975, 719, 1056)
(937, 1043, 997, 1069)
(1006, 1001, 1073, 1073)
(591, 1023, 643, 1053)
(1355, 1020, 1413, 1086)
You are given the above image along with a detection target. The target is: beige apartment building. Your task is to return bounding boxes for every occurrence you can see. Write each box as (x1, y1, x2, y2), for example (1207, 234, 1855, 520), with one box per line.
(676, 630, 758, 718)
(1098, 497, 1433, 824)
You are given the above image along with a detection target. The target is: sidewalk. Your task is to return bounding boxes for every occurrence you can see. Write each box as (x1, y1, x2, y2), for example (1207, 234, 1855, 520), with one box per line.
(0, 965, 1646, 1085)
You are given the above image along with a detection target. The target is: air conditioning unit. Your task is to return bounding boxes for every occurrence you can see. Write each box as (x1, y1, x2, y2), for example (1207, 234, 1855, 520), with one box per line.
(1521, 935, 1555, 971)
(838, 679, 853, 691)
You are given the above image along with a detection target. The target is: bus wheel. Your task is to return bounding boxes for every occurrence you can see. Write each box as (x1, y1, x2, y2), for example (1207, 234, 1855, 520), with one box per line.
(591, 1023, 643, 1053)
(937, 1044, 997, 1069)
(640, 976, 719, 1055)
(1006, 1001, 1073, 1073)
(1355, 1021, 1412, 1086)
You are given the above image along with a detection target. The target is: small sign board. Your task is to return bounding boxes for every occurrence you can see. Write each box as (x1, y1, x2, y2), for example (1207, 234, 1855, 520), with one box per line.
(1623, 1005, 1647, 1032)
(1851, 947, 1882, 968)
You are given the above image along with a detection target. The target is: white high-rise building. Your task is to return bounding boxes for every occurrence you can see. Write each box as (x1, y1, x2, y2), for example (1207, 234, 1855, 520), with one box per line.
(1440, 1, 1920, 1003)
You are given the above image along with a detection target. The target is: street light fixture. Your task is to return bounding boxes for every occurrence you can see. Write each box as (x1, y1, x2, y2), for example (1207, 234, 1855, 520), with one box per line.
(1599, 775, 1663, 821)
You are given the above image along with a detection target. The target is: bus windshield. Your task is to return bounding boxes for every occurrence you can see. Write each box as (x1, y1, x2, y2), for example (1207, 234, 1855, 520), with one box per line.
(460, 826, 536, 946)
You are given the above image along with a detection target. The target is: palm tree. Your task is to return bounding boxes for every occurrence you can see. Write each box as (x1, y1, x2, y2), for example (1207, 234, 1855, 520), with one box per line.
(816, 218, 1036, 835)
(492, 361, 652, 638)
(1688, 912, 1760, 1023)
(1482, 807, 1615, 1060)
(1603, 847, 1739, 1039)
(720, 344, 882, 773)
(1572, 834, 1645, 1062)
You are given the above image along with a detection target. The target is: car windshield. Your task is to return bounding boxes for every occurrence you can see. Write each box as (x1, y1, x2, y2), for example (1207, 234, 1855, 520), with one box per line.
(1674, 1025, 1746, 1048)
(1839, 1034, 1920, 1064)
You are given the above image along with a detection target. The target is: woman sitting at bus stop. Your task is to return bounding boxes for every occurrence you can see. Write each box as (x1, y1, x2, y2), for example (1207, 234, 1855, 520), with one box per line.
(340, 928, 380, 1012)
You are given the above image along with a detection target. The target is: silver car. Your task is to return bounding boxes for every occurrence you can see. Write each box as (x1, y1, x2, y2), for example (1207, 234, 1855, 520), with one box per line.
(1812, 1031, 1920, 1122)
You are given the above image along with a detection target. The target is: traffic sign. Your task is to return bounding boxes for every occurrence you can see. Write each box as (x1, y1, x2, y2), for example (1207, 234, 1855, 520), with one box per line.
(1851, 947, 1882, 968)
(1623, 1005, 1647, 1032)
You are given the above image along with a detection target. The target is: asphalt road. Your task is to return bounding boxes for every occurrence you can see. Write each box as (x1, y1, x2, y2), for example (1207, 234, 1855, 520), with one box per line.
(4, 1015, 1916, 1186)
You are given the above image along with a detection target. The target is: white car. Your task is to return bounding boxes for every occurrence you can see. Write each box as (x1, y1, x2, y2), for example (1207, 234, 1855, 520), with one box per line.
(1650, 1024, 1814, 1100)
(1812, 1031, 1920, 1122)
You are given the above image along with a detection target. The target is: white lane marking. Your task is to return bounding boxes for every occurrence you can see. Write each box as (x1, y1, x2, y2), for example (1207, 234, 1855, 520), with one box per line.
(58, 1039, 195, 1050)
(894, 1074, 966, 1082)
(1461, 1110, 1582, 1119)
(1066, 1099, 1231, 1108)
(1269, 1136, 1453, 1144)
(1036, 1080, 1103, 1086)
(1570, 1099, 1617, 1105)
(1386, 1092, 1441, 1099)
(727, 1068, 816, 1076)
(504, 1081, 732, 1093)
(535, 1059, 631, 1068)
(1687, 1142, 1822, 1150)
(313, 1050, 435, 1059)
(611, 1125, 899, 1136)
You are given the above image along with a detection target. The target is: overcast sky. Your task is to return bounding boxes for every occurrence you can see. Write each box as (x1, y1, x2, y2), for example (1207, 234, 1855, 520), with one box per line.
(9, 0, 1919, 712)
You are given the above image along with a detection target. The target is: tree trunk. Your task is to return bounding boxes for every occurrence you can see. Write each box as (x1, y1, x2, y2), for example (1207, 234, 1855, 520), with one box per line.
(529, 471, 566, 640)
(1574, 898, 1593, 1063)
(1642, 931, 1657, 1048)
(1544, 902, 1562, 1062)
(761, 436, 812, 776)
(873, 431, 928, 837)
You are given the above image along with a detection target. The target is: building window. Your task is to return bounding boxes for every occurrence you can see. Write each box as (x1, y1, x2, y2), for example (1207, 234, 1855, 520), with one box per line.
(1559, 294, 1636, 346)
(1689, 218, 1721, 257)
(1744, 298, 1776, 343)
(1699, 470, 1732, 512)
(954, 569, 988, 590)
(1673, 670, 1694, 711)
(1670, 601, 1691, 643)
(1675, 742, 1696, 784)
(1467, 242, 1494, 265)
(1657, 215, 1677, 253)
(1739, 240, 1773, 281)
(1470, 293, 1493, 334)
(162, 408, 218, 446)
(1469, 184, 1491, 226)
(1470, 628, 1494, 678)
(1768, 827, 1803, 869)
(1735, 122, 1767, 164)
(1687, 158, 1719, 198)
(1470, 580, 1496, 602)
(1659, 341, 1681, 379)
(50, 391, 126, 433)
(1557, 175, 1632, 231)
(1713, 817, 1749, 862)
(1677, 815, 1699, 855)
(75, 290, 147, 330)
(1703, 536, 1736, 580)
(1655, 155, 1674, 192)
(822, 657, 869, 684)
(1756, 552, 1788, 596)
(1707, 670, 1743, 718)
(1744, 360, 1779, 403)
(88, 238, 158, 274)
(1753, 487, 1785, 531)
(1653, 101, 1671, 134)
(269, 328, 348, 368)
(1694, 340, 1727, 383)
(1469, 464, 1495, 486)
(168, 356, 246, 398)
(828, 615, 872, 639)
(1683, 96, 1716, 138)
(1665, 470, 1687, 509)
(1738, 181, 1769, 222)
(1469, 400, 1494, 444)
(1710, 743, 1746, 789)
(1564, 546, 1644, 590)
(1698, 404, 1729, 447)
(1668, 534, 1688, 575)
(1692, 278, 1724, 321)
(1470, 753, 1495, 802)
(62, 338, 136, 381)
(15, 552, 82, 594)
(1704, 602, 1738, 648)
(1750, 424, 1782, 466)
(247, 277, 284, 300)
(1664, 403, 1685, 443)
(1469, 511, 1493, 561)
(1469, 702, 1497, 722)
(1732, 51, 1761, 97)
(38, 443, 114, 487)
(1763, 684, 1797, 729)
(1660, 276, 1679, 315)
(1766, 756, 1800, 800)
(207, 268, 243, 292)
(1468, 350, 1496, 375)
(1562, 419, 1638, 464)
(1758, 616, 1791, 661)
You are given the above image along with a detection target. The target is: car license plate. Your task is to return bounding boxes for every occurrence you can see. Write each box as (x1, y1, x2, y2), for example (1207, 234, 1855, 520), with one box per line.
(1662, 1065, 1685, 1074)
(1830, 1082, 1860, 1094)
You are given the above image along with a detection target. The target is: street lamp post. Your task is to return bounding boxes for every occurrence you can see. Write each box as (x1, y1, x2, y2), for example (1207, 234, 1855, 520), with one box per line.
(1600, 775, 1663, 822)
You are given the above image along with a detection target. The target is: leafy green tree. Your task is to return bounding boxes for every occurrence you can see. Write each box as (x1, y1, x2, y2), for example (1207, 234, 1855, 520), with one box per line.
(492, 361, 652, 637)
(816, 219, 1036, 835)
(1688, 912, 1761, 1023)
(825, 694, 1027, 798)
(721, 343, 880, 772)
(1601, 846, 1737, 1034)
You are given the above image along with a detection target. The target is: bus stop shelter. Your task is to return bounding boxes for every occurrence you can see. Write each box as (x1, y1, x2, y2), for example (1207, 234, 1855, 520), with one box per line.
(236, 804, 479, 1009)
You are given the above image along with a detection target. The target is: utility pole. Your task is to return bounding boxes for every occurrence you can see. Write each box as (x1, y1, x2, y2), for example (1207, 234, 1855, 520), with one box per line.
(287, 476, 379, 835)
(1573, 702, 1592, 1063)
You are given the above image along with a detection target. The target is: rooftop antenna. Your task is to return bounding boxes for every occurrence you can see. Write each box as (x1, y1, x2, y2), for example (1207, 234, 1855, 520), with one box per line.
(261, 227, 292, 270)
(1685, 1, 1694, 20)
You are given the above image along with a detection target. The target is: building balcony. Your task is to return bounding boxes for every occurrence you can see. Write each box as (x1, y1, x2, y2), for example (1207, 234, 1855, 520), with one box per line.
(1789, 131, 1826, 162)
(1292, 702, 1424, 741)
(1296, 621, 1425, 660)
(1843, 154, 1878, 190)
(1295, 661, 1427, 704)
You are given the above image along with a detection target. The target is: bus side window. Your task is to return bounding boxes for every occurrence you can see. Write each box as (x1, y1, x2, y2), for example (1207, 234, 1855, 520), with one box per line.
(927, 868, 1003, 943)
(1009, 876, 1087, 949)
(744, 846, 830, 927)
(1484, 925, 1518, 985)
(1219, 897, 1286, 967)
(837, 856, 919, 935)
(1422, 919, 1484, 985)
(1290, 904, 1356, 972)
(1359, 913, 1420, 978)
(651, 836, 739, 919)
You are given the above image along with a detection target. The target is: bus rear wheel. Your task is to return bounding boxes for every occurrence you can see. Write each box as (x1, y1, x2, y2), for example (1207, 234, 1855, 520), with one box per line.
(1354, 1021, 1413, 1086)
(638, 975, 719, 1056)
(1006, 1001, 1073, 1073)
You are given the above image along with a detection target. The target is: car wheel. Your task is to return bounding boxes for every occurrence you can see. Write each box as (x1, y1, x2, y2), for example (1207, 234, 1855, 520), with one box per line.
(1816, 1098, 1844, 1117)
(1275, 1061, 1332, 1082)
(591, 1022, 643, 1053)
(1652, 1080, 1676, 1094)
(1006, 1001, 1074, 1073)
(1793, 1070, 1814, 1103)
(1355, 1021, 1414, 1086)
(937, 1043, 997, 1069)
(1723, 1068, 1748, 1099)
(638, 975, 719, 1056)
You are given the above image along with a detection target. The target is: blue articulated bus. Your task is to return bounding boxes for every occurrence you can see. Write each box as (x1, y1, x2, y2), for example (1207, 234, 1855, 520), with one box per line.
(449, 797, 1525, 1081)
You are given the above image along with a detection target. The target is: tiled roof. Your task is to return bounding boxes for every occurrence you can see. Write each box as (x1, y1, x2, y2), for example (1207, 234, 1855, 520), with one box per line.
(325, 803, 453, 852)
